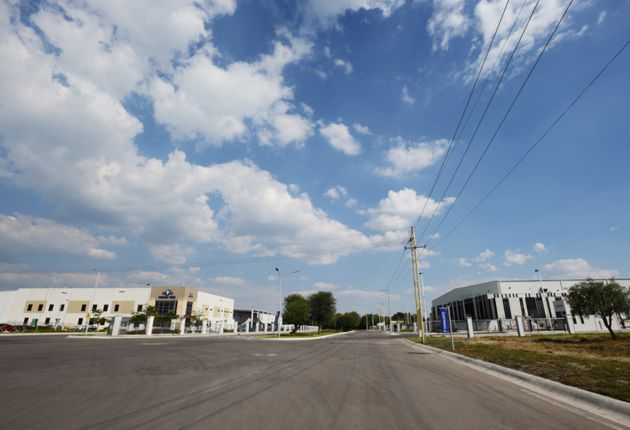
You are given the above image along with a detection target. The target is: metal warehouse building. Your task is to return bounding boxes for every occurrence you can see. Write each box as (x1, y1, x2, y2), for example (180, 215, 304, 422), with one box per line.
(0, 285, 234, 329)
(431, 278, 630, 333)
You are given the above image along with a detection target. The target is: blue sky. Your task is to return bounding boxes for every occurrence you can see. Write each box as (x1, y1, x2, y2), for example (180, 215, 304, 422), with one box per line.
(0, 0, 629, 315)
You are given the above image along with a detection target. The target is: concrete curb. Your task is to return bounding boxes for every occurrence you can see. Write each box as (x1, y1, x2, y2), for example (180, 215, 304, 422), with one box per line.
(256, 331, 354, 341)
(403, 338, 630, 426)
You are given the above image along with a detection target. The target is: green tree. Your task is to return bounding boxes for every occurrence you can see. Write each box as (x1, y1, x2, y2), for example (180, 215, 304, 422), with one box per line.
(89, 309, 109, 326)
(566, 278, 630, 339)
(308, 291, 336, 333)
(335, 312, 360, 331)
(282, 294, 310, 333)
(130, 305, 157, 326)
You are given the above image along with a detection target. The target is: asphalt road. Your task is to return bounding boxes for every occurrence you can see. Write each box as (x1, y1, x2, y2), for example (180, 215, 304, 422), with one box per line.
(0, 331, 625, 430)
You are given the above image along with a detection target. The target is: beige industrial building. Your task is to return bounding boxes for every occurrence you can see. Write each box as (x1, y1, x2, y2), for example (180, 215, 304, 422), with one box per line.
(0, 285, 234, 329)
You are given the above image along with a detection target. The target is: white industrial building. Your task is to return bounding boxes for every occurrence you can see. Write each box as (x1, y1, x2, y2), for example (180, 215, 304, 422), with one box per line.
(0, 285, 234, 329)
(431, 278, 630, 333)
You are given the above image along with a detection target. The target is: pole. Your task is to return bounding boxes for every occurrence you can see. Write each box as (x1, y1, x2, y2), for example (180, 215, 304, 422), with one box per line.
(406, 226, 426, 343)
(275, 268, 282, 338)
(85, 270, 100, 335)
(447, 305, 455, 352)
(420, 271, 428, 336)
(385, 286, 392, 334)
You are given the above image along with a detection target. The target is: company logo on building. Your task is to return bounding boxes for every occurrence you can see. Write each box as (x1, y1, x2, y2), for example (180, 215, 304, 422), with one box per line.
(158, 289, 176, 299)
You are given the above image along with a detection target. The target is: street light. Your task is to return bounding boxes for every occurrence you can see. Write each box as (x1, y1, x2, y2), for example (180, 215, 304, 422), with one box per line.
(85, 269, 101, 335)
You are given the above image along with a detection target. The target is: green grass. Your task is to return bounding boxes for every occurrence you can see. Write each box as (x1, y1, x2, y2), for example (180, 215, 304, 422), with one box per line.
(408, 333, 630, 402)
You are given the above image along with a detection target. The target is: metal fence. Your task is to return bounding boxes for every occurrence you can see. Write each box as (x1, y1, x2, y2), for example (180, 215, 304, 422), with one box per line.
(425, 317, 570, 334)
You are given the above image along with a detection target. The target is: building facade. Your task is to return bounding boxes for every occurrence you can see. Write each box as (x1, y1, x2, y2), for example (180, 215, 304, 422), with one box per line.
(0, 286, 234, 328)
(431, 278, 630, 333)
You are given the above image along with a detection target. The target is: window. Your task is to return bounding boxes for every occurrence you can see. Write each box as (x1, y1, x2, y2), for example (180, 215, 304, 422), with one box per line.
(78, 317, 83, 325)
(103, 304, 109, 312)
(37, 304, 44, 311)
(48, 304, 54, 312)
(137, 304, 143, 312)
(27, 304, 33, 311)
(45, 317, 50, 325)
(23, 317, 29, 324)
(60, 304, 65, 312)
(92, 304, 97, 311)
(81, 304, 87, 312)
(114, 304, 120, 312)
(580, 316, 585, 324)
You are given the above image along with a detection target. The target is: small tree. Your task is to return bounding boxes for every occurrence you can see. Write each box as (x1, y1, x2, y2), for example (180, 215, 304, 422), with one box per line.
(566, 278, 630, 339)
(283, 294, 310, 333)
(335, 312, 360, 331)
(89, 309, 109, 326)
(308, 291, 336, 333)
(130, 305, 157, 327)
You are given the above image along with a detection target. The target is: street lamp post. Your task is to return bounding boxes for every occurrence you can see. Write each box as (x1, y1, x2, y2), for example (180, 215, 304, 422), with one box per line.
(420, 272, 428, 336)
(275, 268, 282, 338)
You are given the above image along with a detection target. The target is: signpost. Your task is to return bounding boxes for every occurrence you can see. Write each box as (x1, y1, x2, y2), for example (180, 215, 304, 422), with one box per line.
(439, 306, 455, 352)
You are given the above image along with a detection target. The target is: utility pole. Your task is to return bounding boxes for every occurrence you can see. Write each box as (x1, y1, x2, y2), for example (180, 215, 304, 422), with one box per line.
(406, 226, 426, 343)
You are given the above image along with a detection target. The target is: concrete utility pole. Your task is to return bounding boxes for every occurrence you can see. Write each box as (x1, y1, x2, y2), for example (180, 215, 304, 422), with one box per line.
(406, 226, 426, 343)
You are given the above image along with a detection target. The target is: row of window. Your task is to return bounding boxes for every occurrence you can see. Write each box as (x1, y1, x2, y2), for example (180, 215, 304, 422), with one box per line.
(25, 303, 143, 313)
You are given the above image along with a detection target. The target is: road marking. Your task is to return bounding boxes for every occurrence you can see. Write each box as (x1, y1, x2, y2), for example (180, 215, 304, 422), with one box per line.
(141, 342, 168, 346)
(253, 353, 277, 357)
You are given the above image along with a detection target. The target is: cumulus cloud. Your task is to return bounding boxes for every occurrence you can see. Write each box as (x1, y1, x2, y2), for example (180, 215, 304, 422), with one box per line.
(150, 244, 196, 265)
(314, 282, 337, 290)
(365, 188, 454, 233)
(479, 263, 498, 272)
(334, 58, 353, 74)
(353, 123, 372, 135)
(533, 242, 546, 253)
(376, 138, 449, 178)
(454, 257, 472, 267)
(325, 185, 348, 200)
(542, 258, 618, 279)
(503, 249, 534, 266)
(305, 0, 405, 26)
(427, 0, 470, 51)
(319, 122, 362, 155)
(401, 85, 416, 105)
(474, 248, 495, 262)
(0, 214, 116, 261)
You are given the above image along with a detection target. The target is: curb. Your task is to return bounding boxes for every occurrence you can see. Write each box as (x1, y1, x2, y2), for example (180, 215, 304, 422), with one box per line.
(403, 338, 630, 426)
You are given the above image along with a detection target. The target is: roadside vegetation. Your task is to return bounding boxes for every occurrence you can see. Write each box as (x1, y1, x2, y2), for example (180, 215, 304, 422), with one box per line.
(409, 333, 630, 402)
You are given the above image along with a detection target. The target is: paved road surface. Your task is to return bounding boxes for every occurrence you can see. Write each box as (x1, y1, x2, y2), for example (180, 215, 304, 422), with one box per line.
(0, 331, 625, 429)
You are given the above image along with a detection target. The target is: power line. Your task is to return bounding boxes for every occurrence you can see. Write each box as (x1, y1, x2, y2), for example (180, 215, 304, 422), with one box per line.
(431, 37, 630, 251)
(411, 0, 511, 230)
(425, 0, 574, 247)
(418, 0, 543, 244)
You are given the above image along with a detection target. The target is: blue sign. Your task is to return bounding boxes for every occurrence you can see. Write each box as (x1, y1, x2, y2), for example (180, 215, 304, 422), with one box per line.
(439, 308, 449, 333)
(158, 289, 176, 299)
(274, 311, 280, 331)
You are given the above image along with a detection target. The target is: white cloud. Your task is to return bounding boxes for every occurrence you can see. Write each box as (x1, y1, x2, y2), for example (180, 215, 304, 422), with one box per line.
(542, 258, 618, 279)
(345, 198, 358, 208)
(503, 249, 534, 266)
(596, 10, 606, 26)
(474, 248, 495, 262)
(325, 185, 348, 200)
(314, 282, 337, 290)
(337, 288, 399, 299)
(305, 0, 405, 26)
(97, 235, 128, 246)
(149, 244, 195, 265)
(352, 123, 372, 135)
(533, 242, 546, 253)
(401, 85, 416, 105)
(366, 188, 455, 233)
(376, 138, 449, 178)
(334, 58, 353, 74)
(479, 263, 498, 272)
(427, 0, 470, 51)
(319, 122, 362, 155)
(454, 257, 472, 267)
(0, 214, 116, 261)
(213, 276, 247, 287)
(0, 6, 379, 267)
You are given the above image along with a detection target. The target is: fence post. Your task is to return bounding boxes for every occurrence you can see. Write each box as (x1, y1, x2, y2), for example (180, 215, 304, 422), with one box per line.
(179, 317, 186, 335)
(201, 319, 208, 334)
(466, 317, 474, 339)
(109, 315, 122, 336)
(146, 316, 154, 336)
(516, 316, 525, 337)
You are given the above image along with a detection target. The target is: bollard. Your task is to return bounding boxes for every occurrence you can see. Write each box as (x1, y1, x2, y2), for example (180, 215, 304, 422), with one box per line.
(201, 319, 208, 335)
(466, 317, 474, 339)
(516, 316, 525, 337)
(146, 316, 154, 336)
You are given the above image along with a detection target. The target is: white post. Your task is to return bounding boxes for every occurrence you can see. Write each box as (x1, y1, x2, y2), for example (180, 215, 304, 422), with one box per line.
(85, 270, 101, 335)
(146, 316, 154, 336)
(256, 322, 260, 332)
(179, 317, 186, 335)
(516, 316, 525, 337)
(466, 316, 474, 339)
(109, 315, 122, 336)
(219, 322, 224, 335)
(566, 316, 575, 334)
(201, 319, 208, 335)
